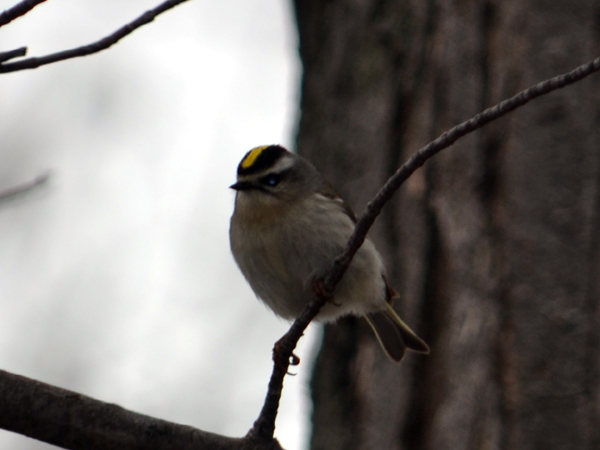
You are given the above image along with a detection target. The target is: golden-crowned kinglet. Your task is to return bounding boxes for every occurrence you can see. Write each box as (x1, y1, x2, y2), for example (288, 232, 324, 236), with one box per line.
(229, 145, 429, 362)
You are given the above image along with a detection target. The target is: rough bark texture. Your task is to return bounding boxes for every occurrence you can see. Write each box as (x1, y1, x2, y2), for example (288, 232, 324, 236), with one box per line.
(0, 370, 284, 450)
(293, 1, 600, 449)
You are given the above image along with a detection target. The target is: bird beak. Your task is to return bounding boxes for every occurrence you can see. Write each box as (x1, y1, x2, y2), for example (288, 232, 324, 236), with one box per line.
(230, 181, 254, 191)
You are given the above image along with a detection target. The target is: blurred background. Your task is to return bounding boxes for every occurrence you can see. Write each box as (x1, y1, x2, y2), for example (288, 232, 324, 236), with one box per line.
(0, 1, 317, 449)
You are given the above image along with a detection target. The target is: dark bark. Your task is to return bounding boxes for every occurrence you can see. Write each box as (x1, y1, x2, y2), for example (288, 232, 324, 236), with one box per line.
(293, 1, 600, 449)
(0, 370, 284, 450)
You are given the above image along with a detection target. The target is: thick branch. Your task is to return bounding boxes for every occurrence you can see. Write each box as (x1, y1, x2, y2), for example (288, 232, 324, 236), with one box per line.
(0, 0, 47, 28)
(0, 369, 284, 450)
(0, 0, 191, 73)
(250, 54, 600, 439)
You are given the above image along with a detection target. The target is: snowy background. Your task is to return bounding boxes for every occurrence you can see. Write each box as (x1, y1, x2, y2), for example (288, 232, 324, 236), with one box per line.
(0, 1, 319, 449)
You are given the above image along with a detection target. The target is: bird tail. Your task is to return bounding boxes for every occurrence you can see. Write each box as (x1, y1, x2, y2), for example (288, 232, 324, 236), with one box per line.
(365, 302, 429, 362)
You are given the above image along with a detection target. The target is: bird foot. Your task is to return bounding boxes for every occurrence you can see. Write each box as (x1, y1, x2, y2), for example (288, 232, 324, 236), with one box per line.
(273, 336, 300, 371)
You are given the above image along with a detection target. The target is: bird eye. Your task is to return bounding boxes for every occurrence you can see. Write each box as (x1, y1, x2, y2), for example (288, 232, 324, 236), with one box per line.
(261, 173, 281, 187)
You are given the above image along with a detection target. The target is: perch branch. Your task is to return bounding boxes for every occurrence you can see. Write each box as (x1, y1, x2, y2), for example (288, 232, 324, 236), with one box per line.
(249, 54, 600, 439)
(327, 54, 600, 289)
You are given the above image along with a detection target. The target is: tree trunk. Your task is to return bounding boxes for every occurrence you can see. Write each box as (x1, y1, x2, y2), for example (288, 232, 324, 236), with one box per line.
(292, 1, 600, 449)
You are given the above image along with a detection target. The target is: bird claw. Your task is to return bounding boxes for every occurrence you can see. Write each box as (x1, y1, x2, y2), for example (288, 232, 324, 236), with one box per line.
(273, 337, 301, 373)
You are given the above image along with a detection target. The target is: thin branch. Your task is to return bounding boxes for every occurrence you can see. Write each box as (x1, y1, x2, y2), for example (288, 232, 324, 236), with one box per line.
(248, 298, 324, 438)
(0, 47, 27, 63)
(0, 0, 48, 28)
(328, 55, 600, 290)
(0, 171, 50, 203)
(249, 54, 600, 439)
(0, 369, 284, 450)
(0, 0, 192, 73)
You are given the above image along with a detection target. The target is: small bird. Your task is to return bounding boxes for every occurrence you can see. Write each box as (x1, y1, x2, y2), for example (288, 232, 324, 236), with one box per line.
(229, 145, 429, 362)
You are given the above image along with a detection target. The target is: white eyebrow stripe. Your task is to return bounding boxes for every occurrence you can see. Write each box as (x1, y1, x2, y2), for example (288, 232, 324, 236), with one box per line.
(269, 154, 295, 173)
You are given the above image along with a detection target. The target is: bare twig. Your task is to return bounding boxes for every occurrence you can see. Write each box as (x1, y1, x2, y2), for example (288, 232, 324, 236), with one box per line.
(248, 296, 325, 438)
(0, 0, 192, 73)
(327, 55, 600, 290)
(249, 54, 600, 439)
(0, 171, 50, 203)
(0, 0, 48, 28)
(0, 47, 27, 63)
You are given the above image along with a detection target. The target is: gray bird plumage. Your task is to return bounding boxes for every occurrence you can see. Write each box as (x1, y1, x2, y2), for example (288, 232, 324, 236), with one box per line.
(229, 145, 429, 362)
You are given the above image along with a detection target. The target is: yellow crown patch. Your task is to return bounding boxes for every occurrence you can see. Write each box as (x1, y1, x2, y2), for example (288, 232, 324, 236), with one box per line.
(241, 146, 269, 169)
